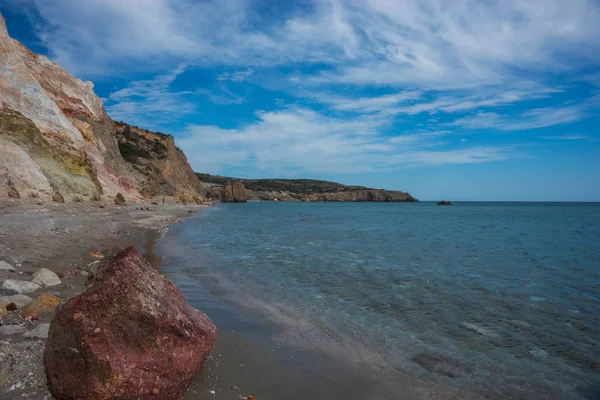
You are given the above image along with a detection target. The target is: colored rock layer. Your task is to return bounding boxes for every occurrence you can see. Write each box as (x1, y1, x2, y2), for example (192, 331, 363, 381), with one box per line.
(0, 13, 203, 202)
(44, 247, 217, 400)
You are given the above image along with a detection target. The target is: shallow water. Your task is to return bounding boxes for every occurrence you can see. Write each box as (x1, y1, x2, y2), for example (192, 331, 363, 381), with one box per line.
(159, 202, 600, 399)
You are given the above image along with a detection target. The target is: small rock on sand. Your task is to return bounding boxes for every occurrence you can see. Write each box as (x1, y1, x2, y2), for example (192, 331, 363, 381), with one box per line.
(0, 325, 26, 335)
(52, 192, 65, 203)
(21, 293, 62, 319)
(0, 261, 15, 271)
(0, 294, 33, 309)
(2, 279, 40, 294)
(7, 187, 20, 199)
(23, 323, 50, 339)
(31, 268, 61, 287)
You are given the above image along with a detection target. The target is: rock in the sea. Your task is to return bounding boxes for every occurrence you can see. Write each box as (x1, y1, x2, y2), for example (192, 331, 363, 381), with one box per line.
(31, 268, 61, 287)
(0, 294, 33, 309)
(44, 247, 217, 400)
(7, 187, 20, 199)
(0, 261, 15, 271)
(21, 293, 62, 320)
(437, 200, 453, 206)
(114, 192, 126, 206)
(52, 192, 65, 203)
(2, 279, 40, 294)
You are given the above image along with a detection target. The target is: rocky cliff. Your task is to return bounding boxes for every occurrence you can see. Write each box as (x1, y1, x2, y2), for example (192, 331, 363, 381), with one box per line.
(198, 174, 418, 202)
(115, 122, 204, 200)
(0, 13, 203, 202)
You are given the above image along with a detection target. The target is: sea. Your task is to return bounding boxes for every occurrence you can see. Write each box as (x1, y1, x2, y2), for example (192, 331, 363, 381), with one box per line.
(155, 202, 600, 400)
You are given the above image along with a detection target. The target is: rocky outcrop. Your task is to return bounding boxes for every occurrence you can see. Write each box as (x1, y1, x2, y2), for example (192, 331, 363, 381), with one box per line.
(0, 14, 204, 203)
(44, 247, 217, 400)
(437, 200, 452, 205)
(114, 192, 126, 206)
(197, 174, 418, 202)
(301, 189, 417, 202)
(115, 123, 205, 200)
(221, 181, 248, 202)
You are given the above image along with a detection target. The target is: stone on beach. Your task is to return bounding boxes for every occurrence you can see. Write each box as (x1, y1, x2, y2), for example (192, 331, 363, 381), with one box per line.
(52, 192, 65, 203)
(2, 279, 40, 294)
(55, 270, 81, 279)
(21, 293, 62, 320)
(0, 294, 33, 309)
(44, 246, 217, 400)
(114, 192, 126, 205)
(7, 187, 20, 199)
(23, 323, 50, 339)
(31, 268, 61, 287)
(0, 261, 15, 271)
(0, 325, 26, 335)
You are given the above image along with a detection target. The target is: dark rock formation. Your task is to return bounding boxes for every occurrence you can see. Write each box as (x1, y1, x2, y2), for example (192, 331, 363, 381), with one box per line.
(115, 123, 205, 200)
(197, 173, 418, 202)
(52, 192, 64, 203)
(7, 186, 19, 198)
(44, 247, 217, 400)
(437, 200, 453, 205)
(221, 181, 248, 203)
(302, 189, 417, 202)
(114, 192, 125, 206)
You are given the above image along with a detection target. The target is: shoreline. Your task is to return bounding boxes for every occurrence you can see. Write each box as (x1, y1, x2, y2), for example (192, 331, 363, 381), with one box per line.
(0, 197, 207, 399)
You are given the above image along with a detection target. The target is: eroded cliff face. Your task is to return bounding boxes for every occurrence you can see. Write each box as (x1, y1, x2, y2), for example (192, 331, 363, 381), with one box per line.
(115, 123, 205, 199)
(0, 13, 203, 202)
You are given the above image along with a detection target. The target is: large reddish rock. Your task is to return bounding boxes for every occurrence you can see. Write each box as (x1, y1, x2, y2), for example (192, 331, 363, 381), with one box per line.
(44, 247, 217, 399)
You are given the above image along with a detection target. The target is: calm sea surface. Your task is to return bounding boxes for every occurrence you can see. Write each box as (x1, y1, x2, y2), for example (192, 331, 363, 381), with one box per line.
(158, 202, 600, 399)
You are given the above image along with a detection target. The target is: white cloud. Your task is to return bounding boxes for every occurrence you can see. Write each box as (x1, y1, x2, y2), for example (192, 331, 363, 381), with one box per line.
(217, 69, 254, 82)
(539, 134, 588, 140)
(104, 64, 196, 126)
(9, 0, 599, 177)
(176, 107, 509, 174)
(449, 105, 585, 131)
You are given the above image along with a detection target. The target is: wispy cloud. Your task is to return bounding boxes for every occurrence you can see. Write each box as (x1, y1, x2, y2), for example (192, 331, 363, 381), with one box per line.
(448, 105, 585, 131)
(217, 69, 254, 82)
(8, 0, 600, 177)
(177, 107, 510, 174)
(539, 134, 588, 140)
(105, 64, 196, 126)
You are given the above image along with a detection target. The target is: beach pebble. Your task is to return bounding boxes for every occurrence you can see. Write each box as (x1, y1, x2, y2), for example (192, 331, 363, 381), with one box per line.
(0, 261, 15, 271)
(21, 293, 62, 319)
(32, 268, 62, 287)
(2, 279, 40, 294)
(0, 324, 26, 335)
(0, 294, 33, 309)
(23, 323, 50, 339)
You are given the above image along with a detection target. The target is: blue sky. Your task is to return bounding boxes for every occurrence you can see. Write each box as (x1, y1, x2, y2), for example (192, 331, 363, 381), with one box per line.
(2, 0, 600, 201)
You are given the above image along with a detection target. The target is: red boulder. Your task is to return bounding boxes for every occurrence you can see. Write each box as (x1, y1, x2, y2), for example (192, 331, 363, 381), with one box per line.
(44, 247, 217, 399)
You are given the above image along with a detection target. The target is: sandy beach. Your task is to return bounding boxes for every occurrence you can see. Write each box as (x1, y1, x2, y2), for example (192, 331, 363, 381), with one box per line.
(0, 197, 207, 399)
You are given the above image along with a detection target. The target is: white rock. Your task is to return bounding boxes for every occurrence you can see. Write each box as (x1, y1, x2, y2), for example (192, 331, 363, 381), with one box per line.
(23, 323, 50, 339)
(31, 268, 61, 287)
(0, 294, 33, 308)
(0, 261, 15, 271)
(2, 279, 40, 294)
(0, 325, 26, 335)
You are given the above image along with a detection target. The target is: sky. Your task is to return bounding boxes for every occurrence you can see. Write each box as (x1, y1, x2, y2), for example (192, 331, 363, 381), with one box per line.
(1, 0, 600, 201)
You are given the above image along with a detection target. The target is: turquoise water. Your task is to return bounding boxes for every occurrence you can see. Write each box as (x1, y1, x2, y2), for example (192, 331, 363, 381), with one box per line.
(160, 202, 600, 399)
